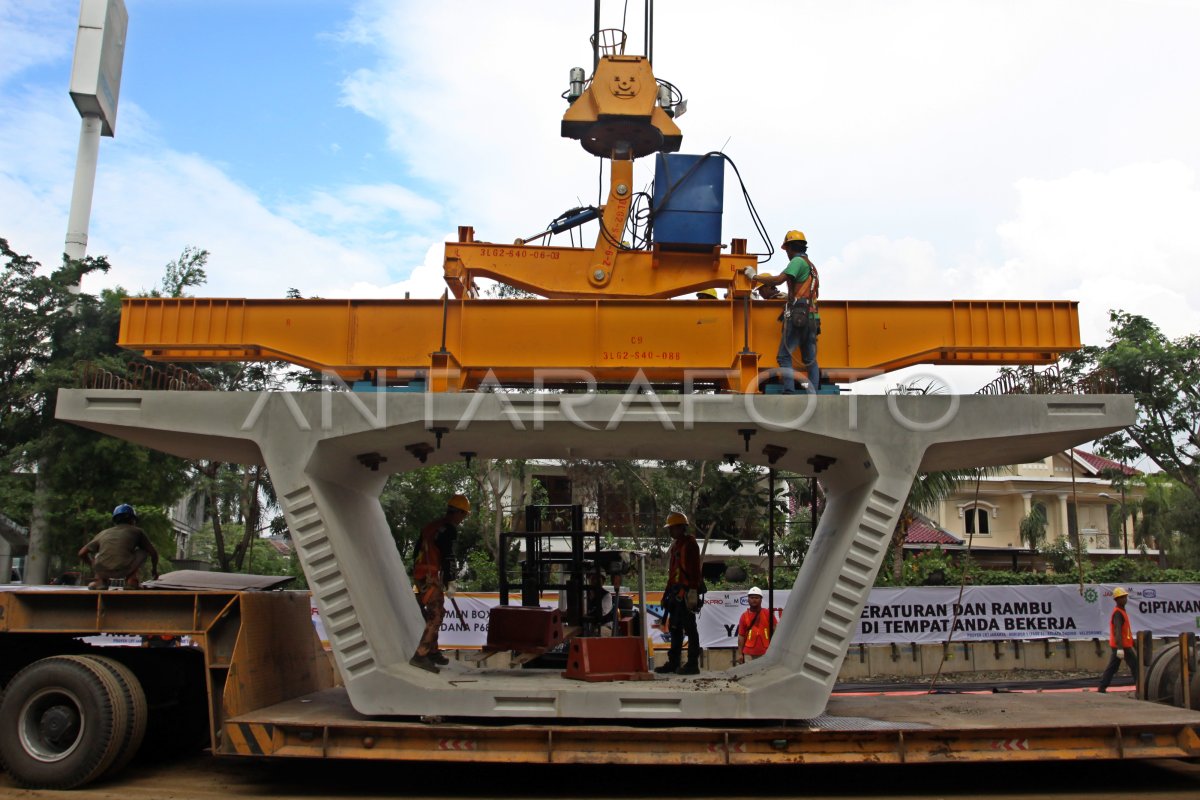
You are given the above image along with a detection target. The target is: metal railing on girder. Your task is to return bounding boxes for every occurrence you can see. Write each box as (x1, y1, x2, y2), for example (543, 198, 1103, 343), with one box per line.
(80, 361, 214, 392)
(975, 364, 1117, 396)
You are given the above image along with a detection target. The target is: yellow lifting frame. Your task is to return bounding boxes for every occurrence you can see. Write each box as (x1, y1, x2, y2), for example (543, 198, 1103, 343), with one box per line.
(443, 155, 760, 300)
(119, 296, 1080, 393)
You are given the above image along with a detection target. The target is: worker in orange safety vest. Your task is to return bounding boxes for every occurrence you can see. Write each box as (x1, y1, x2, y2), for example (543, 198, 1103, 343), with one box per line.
(736, 586, 773, 664)
(1097, 586, 1137, 693)
(655, 511, 702, 676)
(409, 494, 470, 674)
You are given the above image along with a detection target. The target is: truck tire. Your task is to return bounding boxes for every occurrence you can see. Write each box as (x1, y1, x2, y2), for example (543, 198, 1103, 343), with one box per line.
(1145, 644, 1180, 705)
(76, 656, 148, 777)
(0, 656, 130, 789)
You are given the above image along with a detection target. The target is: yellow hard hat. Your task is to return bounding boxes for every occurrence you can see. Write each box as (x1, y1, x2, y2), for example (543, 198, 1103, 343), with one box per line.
(1112, 587, 1129, 598)
(448, 494, 471, 513)
(781, 230, 806, 247)
(696, 288, 719, 299)
(664, 511, 689, 527)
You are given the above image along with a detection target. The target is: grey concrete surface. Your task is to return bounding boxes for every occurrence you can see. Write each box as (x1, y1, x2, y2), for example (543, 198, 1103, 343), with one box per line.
(56, 389, 1133, 720)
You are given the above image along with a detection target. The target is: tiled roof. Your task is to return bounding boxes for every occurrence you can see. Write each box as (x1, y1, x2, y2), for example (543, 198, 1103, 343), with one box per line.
(263, 538, 293, 556)
(905, 519, 963, 546)
(1073, 449, 1138, 476)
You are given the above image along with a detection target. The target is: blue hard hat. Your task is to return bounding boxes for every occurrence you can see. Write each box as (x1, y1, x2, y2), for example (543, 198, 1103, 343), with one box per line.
(112, 503, 136, 520)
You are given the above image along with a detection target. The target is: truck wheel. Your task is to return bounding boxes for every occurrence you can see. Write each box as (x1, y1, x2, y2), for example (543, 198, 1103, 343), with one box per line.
(74, 656, 148, 777)
(0, 656, 130, 789)
(1145, 644, 1180, 705)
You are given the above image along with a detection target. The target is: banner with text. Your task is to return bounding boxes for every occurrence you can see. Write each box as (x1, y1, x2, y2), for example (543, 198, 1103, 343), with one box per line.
(694, 584, 1200, 648)
(311, 584, 1200, 650)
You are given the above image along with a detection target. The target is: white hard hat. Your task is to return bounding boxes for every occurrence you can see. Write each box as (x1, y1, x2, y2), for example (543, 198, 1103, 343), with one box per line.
(747, 586, 763, 597)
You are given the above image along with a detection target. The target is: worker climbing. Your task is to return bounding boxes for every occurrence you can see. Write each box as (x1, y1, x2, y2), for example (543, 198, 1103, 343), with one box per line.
(410, 493, 471, 673)
(656, 511, 703, 675)
(752, 230, 821, 393)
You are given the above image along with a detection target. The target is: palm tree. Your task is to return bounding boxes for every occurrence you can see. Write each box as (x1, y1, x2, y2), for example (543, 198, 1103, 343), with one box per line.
(1019, 503, 1049, 550)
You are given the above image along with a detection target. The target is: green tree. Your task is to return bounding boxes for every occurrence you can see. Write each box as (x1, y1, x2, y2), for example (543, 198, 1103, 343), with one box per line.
(0, 239, 191, 580)
(1019, 503, 1049, 551)
(378, 462, 474, 569)
(158, 246, 209, 297)
(1068, 312, 1199, 503)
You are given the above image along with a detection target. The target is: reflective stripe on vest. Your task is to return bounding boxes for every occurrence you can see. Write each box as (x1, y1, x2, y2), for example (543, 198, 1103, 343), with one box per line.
(743, 609, 771, 651)
(1109, 607, 1134, 648)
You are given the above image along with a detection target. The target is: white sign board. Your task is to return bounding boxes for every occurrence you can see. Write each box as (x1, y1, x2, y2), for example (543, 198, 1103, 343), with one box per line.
(70, 0, 128, 136)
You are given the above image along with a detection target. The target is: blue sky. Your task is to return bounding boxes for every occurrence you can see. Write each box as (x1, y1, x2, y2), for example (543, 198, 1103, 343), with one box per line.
(1, 0, 1198, 393)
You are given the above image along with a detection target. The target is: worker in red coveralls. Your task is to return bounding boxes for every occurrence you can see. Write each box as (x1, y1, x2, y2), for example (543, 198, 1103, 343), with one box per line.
(736, 586, 772, 664)
(409, 494, 470, 674)
(655, 511, 702, 675)
(1098, 586, 1137, 693)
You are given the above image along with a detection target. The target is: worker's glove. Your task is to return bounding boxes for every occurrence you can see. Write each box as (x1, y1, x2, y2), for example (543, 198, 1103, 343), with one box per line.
(743, 266, 757, 280)
(446, 581, 458, 597)
(1116, 648, 1125, 659)
(686, 589, 699, 612)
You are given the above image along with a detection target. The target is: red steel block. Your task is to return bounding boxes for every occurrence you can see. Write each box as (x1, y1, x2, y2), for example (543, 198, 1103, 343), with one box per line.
(485, 606, 563, 652)
(563, 636, 653, 682)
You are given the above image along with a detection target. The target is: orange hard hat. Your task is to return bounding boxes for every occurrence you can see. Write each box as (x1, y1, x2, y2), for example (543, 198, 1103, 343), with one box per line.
(448, 494, 471, 513)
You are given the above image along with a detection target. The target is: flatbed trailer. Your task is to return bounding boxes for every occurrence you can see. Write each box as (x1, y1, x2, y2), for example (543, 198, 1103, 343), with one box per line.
(232, 688, 1200, 766)
(2, 588, 1198, 790)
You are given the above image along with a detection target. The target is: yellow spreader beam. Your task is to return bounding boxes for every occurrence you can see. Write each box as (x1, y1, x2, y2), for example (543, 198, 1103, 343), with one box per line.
(119, 297, 1079, 392)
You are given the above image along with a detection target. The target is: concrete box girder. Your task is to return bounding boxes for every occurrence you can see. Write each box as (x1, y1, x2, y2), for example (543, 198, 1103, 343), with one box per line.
(56, 389, 1133, 720)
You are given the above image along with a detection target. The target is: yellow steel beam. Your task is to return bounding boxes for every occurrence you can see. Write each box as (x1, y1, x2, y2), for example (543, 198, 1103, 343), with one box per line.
(119, 297, 1079, 392)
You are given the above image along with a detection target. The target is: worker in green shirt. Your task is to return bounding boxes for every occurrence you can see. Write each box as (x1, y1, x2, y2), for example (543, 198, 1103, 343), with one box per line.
(752, 230, 821, 393)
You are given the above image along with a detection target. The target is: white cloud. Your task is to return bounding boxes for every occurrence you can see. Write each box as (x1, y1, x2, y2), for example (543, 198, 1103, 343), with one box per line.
(0, 1, 75, 86)
(327, 240, 449, 300)
(994, 161, 1200, 341)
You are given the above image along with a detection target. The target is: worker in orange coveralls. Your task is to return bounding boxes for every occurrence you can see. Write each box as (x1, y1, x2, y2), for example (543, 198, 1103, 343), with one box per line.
(409, 494, 470, 673)
(655, 511, 702, 675)
(1098, 586, 1137, 692)
(737, 586, 773, 664)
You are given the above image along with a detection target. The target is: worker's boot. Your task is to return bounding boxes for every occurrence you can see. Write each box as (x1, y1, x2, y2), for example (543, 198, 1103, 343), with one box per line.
(409, 653, 440, 674)
(430, 650, 450, 666)
(654, 660, 678, 674)
(677, 660, 700, 675)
